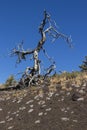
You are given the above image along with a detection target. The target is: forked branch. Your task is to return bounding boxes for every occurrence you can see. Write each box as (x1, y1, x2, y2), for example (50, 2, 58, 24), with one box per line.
(10, 10, 72, 87)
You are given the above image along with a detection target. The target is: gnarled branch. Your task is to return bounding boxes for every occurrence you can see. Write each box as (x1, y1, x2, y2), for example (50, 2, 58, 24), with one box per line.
(10, 10, 72, 87)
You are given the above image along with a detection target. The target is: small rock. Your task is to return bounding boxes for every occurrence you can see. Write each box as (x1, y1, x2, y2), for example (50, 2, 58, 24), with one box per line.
(79, 90, 84, 94)
(30, 105, 34, 108)
(35, 120, 40, 124)
(19, 106, 26, 110)
(76, 89, 79, 92)
(55, 93, 59, 96)
(77, 97, 84, 101)
(72, 93, 80, 101)
(66, 107, 70, 110)
(66, 92, 70, 96)
(17, 100, 21, 103)
(12, 112, 17, 115)
(7, 118, 13, 122)
(68, 87, 72, 91)
(64, 110, 67, 113)
(73, 119, 78, 122)
(41, 104, 46, 108)
(8, 126, 14, 129)
(16, 114, 19, 117)
(28, 109, 34, 113)
(16, 110, 19, 113)
(0, 120, 5, 124)
(61, 117, 69, 121)
(48, 92, 54, 98)
(45, 108, 52, 112)
(8, 111, 11, 114)
(38, 100, 45, 105)
(61, 108, 65, 112)
(12, 99, 16, 103)
(0, 108, 2, 111)
(61, 107, 70, 112)
(34, 95, 39, 100)
(44, 112, 47, 115)
(23, 93, 27, 97)
(38, 112, 43, 116)
(46, 97, 50, 100)
(26, 100, 34, 104)
(0, 98, 5, 101)
(71, 111, 74, 114)
(82, 83, 86, 87)
(6, 97, 11, 100)
(61, 98, 64, 101)
(74, 85, 80, 88)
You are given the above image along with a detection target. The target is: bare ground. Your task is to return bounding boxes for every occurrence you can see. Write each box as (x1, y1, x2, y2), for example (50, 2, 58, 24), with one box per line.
(0, 81, 87, 130)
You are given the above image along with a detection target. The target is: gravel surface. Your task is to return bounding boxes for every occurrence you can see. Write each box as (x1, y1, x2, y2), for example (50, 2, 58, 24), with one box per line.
(0, 83, 87, 130)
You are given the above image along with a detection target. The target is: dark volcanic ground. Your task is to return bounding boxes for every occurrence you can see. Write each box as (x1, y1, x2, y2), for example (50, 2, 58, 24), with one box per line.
(0, 82, 87, 130)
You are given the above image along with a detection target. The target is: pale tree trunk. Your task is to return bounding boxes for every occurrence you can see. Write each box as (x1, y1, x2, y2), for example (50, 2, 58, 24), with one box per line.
(11, 10, 72, 87)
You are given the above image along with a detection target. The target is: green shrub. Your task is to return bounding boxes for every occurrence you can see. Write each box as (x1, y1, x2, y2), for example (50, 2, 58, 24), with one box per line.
(79, 56, 87, 72)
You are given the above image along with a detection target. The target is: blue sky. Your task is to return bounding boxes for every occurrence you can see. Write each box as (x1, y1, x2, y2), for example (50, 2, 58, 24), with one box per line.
(0, 0, 87, 83)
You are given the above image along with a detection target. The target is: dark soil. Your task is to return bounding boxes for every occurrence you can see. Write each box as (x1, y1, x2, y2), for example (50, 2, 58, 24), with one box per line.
(0, 83, 87, 130)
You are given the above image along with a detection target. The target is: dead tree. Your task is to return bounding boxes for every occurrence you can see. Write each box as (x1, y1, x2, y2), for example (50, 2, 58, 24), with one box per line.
(11, 10, 72, 87)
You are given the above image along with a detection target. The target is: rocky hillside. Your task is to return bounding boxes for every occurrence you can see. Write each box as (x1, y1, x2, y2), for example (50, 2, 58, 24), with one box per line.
(0, 72, 87, 130)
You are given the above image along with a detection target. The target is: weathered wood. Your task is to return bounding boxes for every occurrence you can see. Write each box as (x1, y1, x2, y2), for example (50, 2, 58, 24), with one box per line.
(10, 10, 72, 88)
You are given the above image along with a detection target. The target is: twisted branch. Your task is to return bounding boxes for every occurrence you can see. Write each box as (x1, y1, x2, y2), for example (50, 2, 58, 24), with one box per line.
(10, 10, 72, 87)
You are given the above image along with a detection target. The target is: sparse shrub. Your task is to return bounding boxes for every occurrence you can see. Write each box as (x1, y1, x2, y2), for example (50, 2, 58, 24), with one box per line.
(65, 72, 79, 80)
(53, 71, 80, 80)
(79, 56, 87, 72)
(57, 72, 78, 80)
(5, 75, 16, 87)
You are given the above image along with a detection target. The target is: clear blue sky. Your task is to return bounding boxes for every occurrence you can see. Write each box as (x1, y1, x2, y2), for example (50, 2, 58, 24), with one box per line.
(0, 0, 87, 83)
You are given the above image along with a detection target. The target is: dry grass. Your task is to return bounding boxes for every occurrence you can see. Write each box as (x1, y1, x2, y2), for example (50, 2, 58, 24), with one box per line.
(49, 71, 87, 91)
(1, 71, 87, 95)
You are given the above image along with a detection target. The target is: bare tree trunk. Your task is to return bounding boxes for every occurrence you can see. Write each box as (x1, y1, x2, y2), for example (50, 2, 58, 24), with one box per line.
(11, 10, 72, 88)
